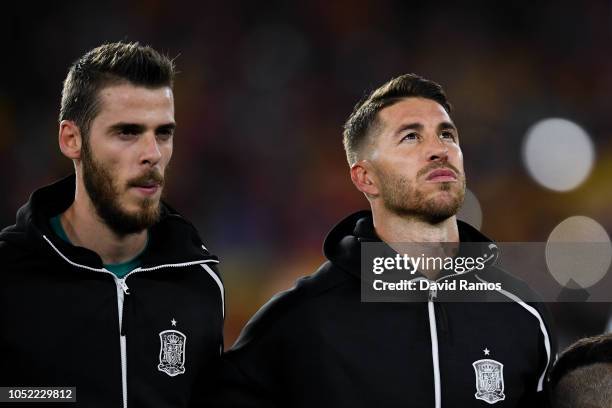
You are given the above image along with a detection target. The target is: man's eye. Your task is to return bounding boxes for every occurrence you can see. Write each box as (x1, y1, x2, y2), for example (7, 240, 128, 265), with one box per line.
(157, 131, 174, 141)
(401, 132, 419, 142)
(118, 130, 138, 139)
(440, 131, 456, 141)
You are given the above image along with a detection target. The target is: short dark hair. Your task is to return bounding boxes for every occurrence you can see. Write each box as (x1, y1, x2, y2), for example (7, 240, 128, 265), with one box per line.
(342, 73, 452, 165)
(59, 41, 175, 137)
(549, 333, 612, 408)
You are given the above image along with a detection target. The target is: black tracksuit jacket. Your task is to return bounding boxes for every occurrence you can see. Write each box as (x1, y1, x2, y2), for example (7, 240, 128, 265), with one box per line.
(212, 211, 556, 408)
(0, 176, 224, 408)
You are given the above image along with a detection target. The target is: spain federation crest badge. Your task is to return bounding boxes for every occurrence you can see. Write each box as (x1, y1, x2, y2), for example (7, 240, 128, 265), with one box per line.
(158, 330, 187, 377)
(472, 359, 505, 404)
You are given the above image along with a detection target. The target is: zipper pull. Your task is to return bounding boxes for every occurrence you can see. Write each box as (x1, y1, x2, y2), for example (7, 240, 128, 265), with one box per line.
(428, 283, 438, 302)
(121, 293, 130, 336)
(119, 279, 130, 295)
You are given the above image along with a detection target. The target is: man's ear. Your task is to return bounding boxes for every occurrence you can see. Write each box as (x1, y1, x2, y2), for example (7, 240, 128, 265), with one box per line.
(59, 120, 83, 160)
(350, 160, 380, 198)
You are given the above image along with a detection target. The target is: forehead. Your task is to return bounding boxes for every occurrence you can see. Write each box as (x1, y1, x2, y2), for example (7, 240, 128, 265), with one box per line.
(95, 83, 174, 123)
(377, 97, 451, 130)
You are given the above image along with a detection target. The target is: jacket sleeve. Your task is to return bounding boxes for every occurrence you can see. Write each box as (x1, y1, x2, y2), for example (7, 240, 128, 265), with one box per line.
(205, 298, 288, 408)
(206, 351, 278, 408)
(518, 300, 558, 408)
(486, 266, 559, 407)
(189, 262, 226, 408)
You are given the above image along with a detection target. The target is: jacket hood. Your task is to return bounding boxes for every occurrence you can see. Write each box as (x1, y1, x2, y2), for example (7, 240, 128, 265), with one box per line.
(323, 210, 497, 280)
(0, 175, 217, 269)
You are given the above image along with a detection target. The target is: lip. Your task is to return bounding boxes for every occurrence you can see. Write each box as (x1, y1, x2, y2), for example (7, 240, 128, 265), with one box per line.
(132, 184, 160, 196)
(425, 168, 457, 182)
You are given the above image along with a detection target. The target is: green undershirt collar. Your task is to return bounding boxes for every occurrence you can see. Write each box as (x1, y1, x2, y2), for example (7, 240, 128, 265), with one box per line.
(49, 215, 146, 278)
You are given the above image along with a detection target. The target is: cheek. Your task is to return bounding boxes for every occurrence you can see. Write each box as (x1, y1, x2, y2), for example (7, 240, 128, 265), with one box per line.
(107, 157, 135, 186)
(92, 140, 127, 167)
(393, 156, 420, 177)
(161, 144, 173, 167)
(381, 157, 419, 182)
(451, 147, 464, 170)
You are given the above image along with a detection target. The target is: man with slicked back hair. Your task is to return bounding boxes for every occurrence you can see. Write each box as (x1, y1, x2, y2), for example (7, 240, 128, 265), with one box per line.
(0, 42, 224, 408)
(212, 74, 556, 408)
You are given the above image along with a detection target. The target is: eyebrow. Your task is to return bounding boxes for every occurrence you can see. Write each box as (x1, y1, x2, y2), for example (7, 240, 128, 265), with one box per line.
(107, 122, 176, 134)
(438, 121, 457, 132)
(156, 123, 176, 133)
(394, 121, 457, 136)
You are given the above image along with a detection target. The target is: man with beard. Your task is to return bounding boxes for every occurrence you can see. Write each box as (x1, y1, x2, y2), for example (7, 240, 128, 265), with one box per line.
(0, 42, 224, 408)
(212, 74, 555, 407)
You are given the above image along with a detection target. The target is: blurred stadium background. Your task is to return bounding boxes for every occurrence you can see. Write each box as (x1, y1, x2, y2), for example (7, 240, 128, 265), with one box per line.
(2, 0, 611, 350)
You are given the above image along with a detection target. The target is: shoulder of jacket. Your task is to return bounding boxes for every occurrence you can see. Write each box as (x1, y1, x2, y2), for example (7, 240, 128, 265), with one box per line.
(231, 261, 351, 350)
(476, 266, 555, 340)
(0, 239, 36, 267)
(478, 266, 544, 303)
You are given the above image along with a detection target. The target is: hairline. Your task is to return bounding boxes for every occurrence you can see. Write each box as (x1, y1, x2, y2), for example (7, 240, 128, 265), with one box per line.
(351, 95, 452, 165)
(77, 77, 174, 138)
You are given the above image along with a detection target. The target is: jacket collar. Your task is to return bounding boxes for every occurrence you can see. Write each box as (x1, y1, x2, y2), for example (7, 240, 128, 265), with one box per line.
(323, 210, 497, 280)
(0, 174, 217, 270)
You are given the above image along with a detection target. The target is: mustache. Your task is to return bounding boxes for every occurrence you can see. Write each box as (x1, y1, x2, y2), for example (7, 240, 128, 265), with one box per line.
(417, 162, 462, 179)
(127, 170, 165, 187)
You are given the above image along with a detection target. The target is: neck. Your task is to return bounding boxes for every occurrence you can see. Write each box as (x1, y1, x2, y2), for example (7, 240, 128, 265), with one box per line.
(373, 209, 459, 244)
(372, 204, 459, 280)
(60, 177, 147, 265)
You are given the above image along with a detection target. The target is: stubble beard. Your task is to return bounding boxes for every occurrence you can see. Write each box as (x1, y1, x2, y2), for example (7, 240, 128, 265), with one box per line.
(81, 140, 163, 236)
(378, 166, 466, 224)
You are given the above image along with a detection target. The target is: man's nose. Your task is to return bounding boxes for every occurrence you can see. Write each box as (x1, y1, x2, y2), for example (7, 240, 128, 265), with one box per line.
(140, 132, 162, 166)
(425, 134, 449, 162)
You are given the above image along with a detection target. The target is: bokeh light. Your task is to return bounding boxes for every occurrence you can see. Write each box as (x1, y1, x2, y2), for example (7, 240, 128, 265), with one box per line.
(522, 118, 594, 192)
(546, 216, 612, 289)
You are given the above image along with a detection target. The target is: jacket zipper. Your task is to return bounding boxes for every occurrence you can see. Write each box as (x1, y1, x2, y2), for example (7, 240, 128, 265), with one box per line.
(424, 268, 476, 408)
(115, 277, 128, 408)
(42, 235, 219, 408)
(428, 286, 442, 408)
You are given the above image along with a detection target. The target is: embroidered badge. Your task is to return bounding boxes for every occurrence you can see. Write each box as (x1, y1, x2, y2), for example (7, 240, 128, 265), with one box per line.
(472, 358, 505, 404)
(158, 329, 187, 377)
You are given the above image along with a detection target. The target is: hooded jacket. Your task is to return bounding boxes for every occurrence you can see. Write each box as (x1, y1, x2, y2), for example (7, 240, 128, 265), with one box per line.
(0, 176, 224, 408)
(213, 211, 556, 408)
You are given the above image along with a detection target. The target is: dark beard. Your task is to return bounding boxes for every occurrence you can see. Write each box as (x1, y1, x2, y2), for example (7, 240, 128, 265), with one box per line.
(81, 141, 163, 236)
(378, 165, 465, 224)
